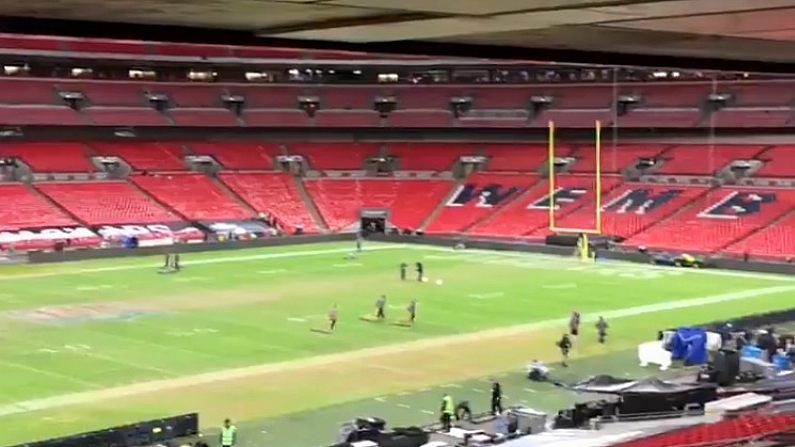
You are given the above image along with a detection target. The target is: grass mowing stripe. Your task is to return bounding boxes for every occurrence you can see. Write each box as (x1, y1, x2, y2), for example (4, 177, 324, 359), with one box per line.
(0, 245, 402, 281)
(0, 284, 788, 418)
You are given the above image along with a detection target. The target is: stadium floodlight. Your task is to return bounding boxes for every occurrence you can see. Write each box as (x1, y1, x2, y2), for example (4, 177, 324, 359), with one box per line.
(547, 120, 603, 235)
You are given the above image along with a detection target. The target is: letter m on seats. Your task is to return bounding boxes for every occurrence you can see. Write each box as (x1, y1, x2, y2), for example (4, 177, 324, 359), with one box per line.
(603, 189, 682, 214)
(447, 183, 520, 208)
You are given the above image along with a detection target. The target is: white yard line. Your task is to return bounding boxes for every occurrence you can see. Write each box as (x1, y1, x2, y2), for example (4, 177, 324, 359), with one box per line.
(0, 245, 403, 281)
(0, 284, 791, 417)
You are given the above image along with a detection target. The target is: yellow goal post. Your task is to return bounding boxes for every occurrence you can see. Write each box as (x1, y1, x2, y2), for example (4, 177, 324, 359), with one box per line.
(547, 119, 603, 236)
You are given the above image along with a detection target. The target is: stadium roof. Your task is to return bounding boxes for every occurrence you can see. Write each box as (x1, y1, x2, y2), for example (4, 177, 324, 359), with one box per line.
(3, 0, 795, 70)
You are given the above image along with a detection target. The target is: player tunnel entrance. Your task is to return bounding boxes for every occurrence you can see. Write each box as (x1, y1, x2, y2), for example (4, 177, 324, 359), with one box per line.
(359, 208, 388, 235)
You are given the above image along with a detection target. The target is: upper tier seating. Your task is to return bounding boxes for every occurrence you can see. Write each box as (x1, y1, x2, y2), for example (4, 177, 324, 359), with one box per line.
(85, 107, 170, 126)
(218, 172, 318, 233)
(654, 145, 765, 175)
(386, 143, 477, 171)
(288, 142, 379, 170)
(613, 413, 795, 447)
(425, 173, 538, 233)
(304, 178, 453, 231)
(535, 184, 708, 239)
(531, 109, 613, 128)
(724, 211, 795, 260)
(314, 110, 381, 127)
(710, 108, 793, 127)
(728, 82, 795, 107)
(91, 142, 187, 171)
(755, 146, 795, 177)
(617, 109, 703, 128)
(243, 109, 309, 127)
(483, 144, 548, 172)
(457, 116, 528, 128)
(35, 181, 178, 225)
(469, 176, 623, 237)
(131, 173, 252, 220)
(0, 106, 87, 125)
(569, 144, 668, 173)
(226, 86, 305, 108)
(152, 84, 223, 108)
(618, 84, 711, 108)
(624, 187, 795, 252)
(187, 142, 280, 170)
(386, 110, 453, 128)
(313, 86, 381, 109)
(0, 183, 75, 230)
(60, 81, 146, 106)
(0, 78, 58, 104)
(169, 108, 240, 127)
(0, 143, 95, 172)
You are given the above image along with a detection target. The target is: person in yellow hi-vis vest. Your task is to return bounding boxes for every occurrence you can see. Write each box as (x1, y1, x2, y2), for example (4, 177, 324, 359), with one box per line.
(220, 418, 237, 447)
(440, 394, 454, 432)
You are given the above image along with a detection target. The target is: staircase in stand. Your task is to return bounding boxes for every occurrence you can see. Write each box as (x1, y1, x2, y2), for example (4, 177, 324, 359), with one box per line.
(210, 175, 259, 217)
(27, 183, 84, 224)
(126, 179, 191, 222)
(418, 178, 464, 231)
(293, 176, 329, 233)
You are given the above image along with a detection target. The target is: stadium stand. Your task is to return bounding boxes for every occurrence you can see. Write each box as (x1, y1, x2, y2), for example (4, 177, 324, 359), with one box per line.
(304, 178, 453, 231)
(0, 183, 76, 230)
(187, 142, 280, 170)
(90, 142, 187, 171)
(753, 146, 795, 178)
(35, 181, 179, 225)
(425, 173, 538, 233)
(468, 176, 623, 237)
(653, 145, 767, 176)
(612, 413, 795, 447)
(623, 187, 795, 252)
(288, 142, 379, 170)
(569, 144, 668, 173)
(0, 143, 95, 172)
(130, 173, 252, 220)
(217, 172, 318, 233)
(483, 144, 548, 172)
(85, 107, 170, 126)
(386, 143, 476, 171)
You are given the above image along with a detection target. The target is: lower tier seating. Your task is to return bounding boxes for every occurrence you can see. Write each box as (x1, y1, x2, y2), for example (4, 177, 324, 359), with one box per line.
(469, 176, 623, 237)
(0, 183, 75, 230)
(425, 173, 538, 233)
(218, 172, 318, 233)
(723, 211, 795, 260)
(537, 184, 709, 239)
(614, 413, 795, 447)
(303, 178, 453, 231)
(483, 144, 548, 172)
(624, 187, 795, 252)
(35, 181, 178, 225)
(131, 173, 252, 221)
(386, 143, 477, 171)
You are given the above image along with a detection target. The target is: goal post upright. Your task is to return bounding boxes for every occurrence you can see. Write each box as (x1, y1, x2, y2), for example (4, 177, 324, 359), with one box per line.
(548, 119, 603, 236)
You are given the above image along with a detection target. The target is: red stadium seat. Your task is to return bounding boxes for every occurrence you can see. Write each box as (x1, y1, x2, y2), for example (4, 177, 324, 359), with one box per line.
(314, 110, 381, 127)
(91, 142, 187, 171)
(85, 107, 170, 126)
(59, 81, 147, 106)
(187, 142, 281, 170)
(0, 106, 87, 125)
(655, 145, 765, 176)
(287, 142, 379, 170)
(169, 108, 240, 127)
(386, 143, 476, 171)
(131, 173, 252, 221)
(0, 183, 75, 231)
(218, 172, 318, 233)
(483, 144, 548, 172)
(243, 109, 308, 127)
(0, 143, 95, 172)
(35, 181, 179, 225)
(386, 110, 454, 128)
(303, 178, 453, 231)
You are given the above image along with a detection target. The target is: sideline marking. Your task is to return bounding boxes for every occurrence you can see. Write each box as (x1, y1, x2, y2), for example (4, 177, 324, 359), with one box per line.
(0, 285, 792, 417)
(468, 292, 504, 300)
(0, 245, 403, 281)
(333, 263, 362, 268)
(421, 410, 435, 415)
(397, 404, 411, 409)
(258, 269, 287, 274)
(543, 284, 577, 290)
(287, 317, 308, 323)
(416, 246, 795, 283)
(374, 397, 387, 403)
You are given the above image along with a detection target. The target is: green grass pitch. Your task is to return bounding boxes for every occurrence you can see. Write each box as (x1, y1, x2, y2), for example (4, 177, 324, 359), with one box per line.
(0, 241, 794, 447)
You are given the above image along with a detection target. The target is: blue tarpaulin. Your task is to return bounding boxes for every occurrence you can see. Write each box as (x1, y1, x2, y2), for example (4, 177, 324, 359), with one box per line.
(670, 327, 708, 365)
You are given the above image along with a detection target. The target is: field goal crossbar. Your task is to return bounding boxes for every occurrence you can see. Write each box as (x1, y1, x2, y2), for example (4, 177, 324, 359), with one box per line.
(547, 119, 603, 236)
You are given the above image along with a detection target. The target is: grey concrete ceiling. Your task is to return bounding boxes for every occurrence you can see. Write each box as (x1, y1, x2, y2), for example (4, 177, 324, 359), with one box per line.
(6, 0, 795, 65)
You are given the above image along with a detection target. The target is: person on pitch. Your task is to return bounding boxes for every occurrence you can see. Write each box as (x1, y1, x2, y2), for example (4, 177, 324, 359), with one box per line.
(491, 379, 503, 415)
(328, 304, 338, 331)
(596, 316, 608, 344)
(440, 393, 454, 432)
(220, 419, 237, 447)
(557, 333, 572, 367)
(400, 262, 408, 280)
(406, 299, 417, 325)
(569, 309, 581, 338)
(375, 295, 386, 320)
(415, 261, 424, 282)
